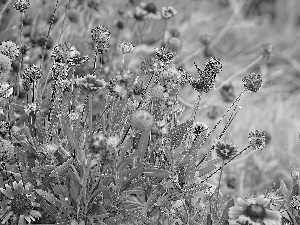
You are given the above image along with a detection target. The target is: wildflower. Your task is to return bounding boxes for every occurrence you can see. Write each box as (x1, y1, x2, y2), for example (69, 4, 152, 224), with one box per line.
(91, 25, 110, 55)
(147, 84, 165, 101)
(141, 56, 161, 75)
(0, 138, 15, 160)
(154, 46, 176, 64)
(22, 64, 43, 83)
(51, 42, 89, 66)
(13, 0, 30, 13)
(68, 9, 79, 23)
(0, 53, 11, 76)
(213, 140, 238, 160)
(248, 130, 266, 150)
(74, 74, 107, 95)
(242, 72, 262, 92)
(131, 109, 154, 132)
(161, 6, 177, 19)
(132, 78, 146, 96)
(106, 135, 120, 148)
(165, 37, 182, 54)
(0, 121, 10, 137)
(220, 82, 236, 102)
(0, 41, 19, 62)
(0, 180, 41, 224)
(117, 41, 135, 54)
(20, 44, 30, 56)
(198, 34, 213, 46)
(50, 63, 69, 81)
(0, 82, 13, 100)
(290, 194, 300, 211)
(228, 194, 282, 225)
(89, 132, 107, 154)
(261, 43, 273, 60)
(192, 122, 209, 137)
(24, 102, 38, 115)
(192, 57, 222, 93)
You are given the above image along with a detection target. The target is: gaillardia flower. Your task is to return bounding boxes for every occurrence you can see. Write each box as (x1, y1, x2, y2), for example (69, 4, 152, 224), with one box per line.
(248, 130, 266, 151)
(242, 72, 262, 92)
(228, 194, 281, 225)
(213, 140, 238, 160)
(0, 181, 41, 225)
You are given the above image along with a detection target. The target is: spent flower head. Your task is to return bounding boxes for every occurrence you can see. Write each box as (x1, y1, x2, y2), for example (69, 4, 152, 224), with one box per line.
(213, 139, 239, 160)
(242, 72, 262, 92)
(0, 82, 13, 100)
(74, 74, 107, 94)
(117, 41, 135, 54)
(131, 109, 154, 132)
(228, 194, 281, 225)
(13, 0, 30, 13)
(248, 130, 266, 150)
(161, 6, 177, 19)
(141, 56, 163, 75)
(22, 64, 43, 83)
(0, 41, 19, 61)
(91, 25, 110, 55)
(154, 47, 176, 64)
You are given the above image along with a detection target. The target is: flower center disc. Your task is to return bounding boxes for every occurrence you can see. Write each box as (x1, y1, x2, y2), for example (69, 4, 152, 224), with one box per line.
(11, 193, 32, 215)
(244, 204, 266, 219)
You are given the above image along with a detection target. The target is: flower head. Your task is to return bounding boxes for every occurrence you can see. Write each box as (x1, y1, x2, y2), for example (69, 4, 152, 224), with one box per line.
(50, 63, 69, 81)
(228, 194, 281, 225)
(154, 47, 176, 64)
(0, 180, 41, 224)
(117, 41, 135, 54)
(248, 130, 266, 150)
(131, 109, 154, 132)
(20, 44, 30, 56)
(0, 53, 11, 76)
(242, 72, 262, 92)
(74, 74, 107, 94)
(165, 37, 182, 54)
(0, 41, 19, 61)
(213, 140, 238, 160)
(22, 64, 43, 83)
(0, 121, 10, 137)
(91, 25, 110, 55)
(161, 6, 177, 19)
(0, 82, 13, 100)
(141, 56, 162, 75)
(13, 0, 30, 13)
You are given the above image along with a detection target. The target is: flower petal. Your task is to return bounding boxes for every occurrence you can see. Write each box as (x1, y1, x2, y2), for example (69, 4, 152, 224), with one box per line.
(237, 215, 261, 225)
(18, 215, 26, 225)
(236, 197, 248, 207)
(24, 215, 33, 223)
(256, 194, 270, 207)
(4, 184, 13, 197)
(228, 205, 244, 220)
(263, 218, 281, 225)
(1, 211, 13, 224)
(265, 209, 282, 221)
(30, 210, 42, 218)
(0, 188, 13, 198)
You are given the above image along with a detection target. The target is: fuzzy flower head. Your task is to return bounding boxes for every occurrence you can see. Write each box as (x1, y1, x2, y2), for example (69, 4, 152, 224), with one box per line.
(13, 0, 30, 12)
(191, 57, 222, 93)
(22, 64, 43, 83)
(242, 72, 262, 92)
(0, 53, 12, 76)
(91, 25, 110, 55)
(161, 6, 177, 19)
(248, 130, 266, 150)
(165, 37, 182, 54)
(106, 135, 120, 149)
(50, 63, 69, 81)
(131, 109, 154, 132)
(213, 139, 239, 160)
(141, 56, 163, 75)
(154, 47, 176, 64)
(89, 132, 107, 154)
(74, 74, 107, 95)
(0, 180, 41, 224)
(24, 102, 38, 115)
(0, 41, 19, 61)
(228, 194, 281, 225)
(0, 82, 13, 100)
(0, 121, 10, 137)
(147, 84, 165, 102)
(117, 41, 135, 54)
(51, 42, 89, 66)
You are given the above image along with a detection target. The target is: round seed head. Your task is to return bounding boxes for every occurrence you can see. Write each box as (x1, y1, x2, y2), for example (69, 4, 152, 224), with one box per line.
(0, 40, 19, 61)
(13, 0, 30, 13)
(22, 64, 43, 82)
(248, 130, 266, 150)
(242, 72, 262, 92)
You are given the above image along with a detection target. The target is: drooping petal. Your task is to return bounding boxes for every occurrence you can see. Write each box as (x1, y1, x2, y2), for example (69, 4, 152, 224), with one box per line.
(256, 194, 270, 207)
(29, 210, 42, 218)
(263, 218, 281, 225)
(1, 211, 13, 224)
(24, 214, 33, 223)
(228, 205, 244, 219)
(265, 209, 282, 221)
(18, 215, 26, 225)
(236, 197, 248, 207)
(4, 184, 13, 197)
(0, 188, 13, 198)
(237, 215, 260, 225)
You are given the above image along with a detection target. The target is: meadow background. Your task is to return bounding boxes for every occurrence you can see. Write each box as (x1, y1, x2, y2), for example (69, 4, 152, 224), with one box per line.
(1, 0, 300, 214)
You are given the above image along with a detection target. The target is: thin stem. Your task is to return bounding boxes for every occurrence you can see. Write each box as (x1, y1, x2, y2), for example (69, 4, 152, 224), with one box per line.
(216, 160, 225, 212)
(88, 93, 93, 136)
(16, 12, 25, 102)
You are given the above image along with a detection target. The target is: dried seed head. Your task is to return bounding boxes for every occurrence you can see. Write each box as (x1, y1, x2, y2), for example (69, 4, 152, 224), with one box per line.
(154, 46, 175, 64)
(131, 109, 154, 132)
(242, 72, 262, 92)
(161, 6, 177, 19)
(147, 84, 165, 101)
(91, 25, 110, 54)
(0, 41, 19, 61)
(248, 130, 266, 150)
(141, 56, 161, 75)
(22, 64, 43, 83)
(117, 41, 135, 54)
(13, 0, 30, 13)
(20, 44, 30, 55)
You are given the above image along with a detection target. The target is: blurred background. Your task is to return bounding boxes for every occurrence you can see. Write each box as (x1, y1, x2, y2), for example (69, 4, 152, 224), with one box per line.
(1, 0, 300, 198)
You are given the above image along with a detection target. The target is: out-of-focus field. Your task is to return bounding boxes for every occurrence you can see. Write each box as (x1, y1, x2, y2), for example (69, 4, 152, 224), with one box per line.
(1, 0, 300, 197)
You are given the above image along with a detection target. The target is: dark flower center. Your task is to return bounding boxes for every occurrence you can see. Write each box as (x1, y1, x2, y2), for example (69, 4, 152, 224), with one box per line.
(11, 193, 32, 215)
(244, 204, 266, 219)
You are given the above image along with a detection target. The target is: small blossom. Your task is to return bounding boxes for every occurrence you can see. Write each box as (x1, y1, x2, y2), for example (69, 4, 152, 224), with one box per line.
(154, 46, 176, 64)
(22, 64, 43, 83)
(213, 140, 238, 160)
(20, 44, 30, 55)
(147, 84, 165, 101)
(106, 135, 120, 148)
(0, 41, 19, 61)
(248, 130, 266, 150)
(74, 74, 107, 94)
(117, 41, 135, 54)
(141, 56, 162, 75)
(161, 6, 177, 19)
(228, 194, 281, 225)
(131, 109, 154, 132)
(91, 25, 110, 55)
(165, 37, 182, 54)
(50, 63, 69, 81)
(242, 72, 262, 92)
(0, 53, 11, 75)
(13, 0, 30, 13)
(0, 82, 13, 100)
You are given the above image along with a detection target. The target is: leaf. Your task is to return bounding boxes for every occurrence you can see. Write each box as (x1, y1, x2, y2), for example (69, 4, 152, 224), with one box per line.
(120, 164, 144, 193)
(34, 189, 60, 205)
(292, 184, 300, 198)
(127, 211, 155, 225)
(219, 199, 234, 225)
(49, 157, 74, 177)
(117, 158, 134, 173)
(170, 119, 193, 148)
(88, 183, 112, 204)
(136, 131, 150, 164)
(206, 214, 212, 225)
(197, 158, 222, 177)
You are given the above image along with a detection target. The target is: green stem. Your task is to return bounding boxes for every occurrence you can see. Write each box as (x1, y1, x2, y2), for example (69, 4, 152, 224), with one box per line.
(216, 160, 225, 212)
